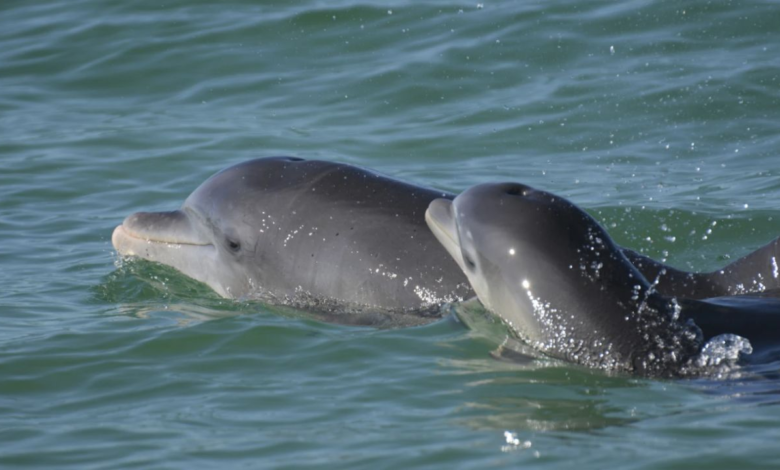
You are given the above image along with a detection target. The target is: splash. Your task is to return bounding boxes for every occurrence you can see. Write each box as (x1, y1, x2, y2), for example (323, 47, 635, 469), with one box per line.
(501, 431, 533, 454)
(695, 334, 753, 368)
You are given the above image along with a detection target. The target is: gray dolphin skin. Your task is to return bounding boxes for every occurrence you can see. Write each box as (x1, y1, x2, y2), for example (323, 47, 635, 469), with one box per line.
(113, 157, 472, 325)
(427, 182, 708, 375)
(623, 243, 780, 299)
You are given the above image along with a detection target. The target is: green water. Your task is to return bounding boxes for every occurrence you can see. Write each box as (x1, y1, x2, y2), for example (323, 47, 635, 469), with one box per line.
(2, 0, 780, 468)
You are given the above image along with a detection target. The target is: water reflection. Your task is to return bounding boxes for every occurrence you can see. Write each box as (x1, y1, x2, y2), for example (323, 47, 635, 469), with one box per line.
(92, 259, 253, 325)
(444, 298, 780, 433)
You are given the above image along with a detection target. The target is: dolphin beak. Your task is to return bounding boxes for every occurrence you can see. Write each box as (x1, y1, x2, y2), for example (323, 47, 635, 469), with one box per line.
(112, 210, 211, 254)
(112, 210, 212, 257)
(425, 198, 467, 273)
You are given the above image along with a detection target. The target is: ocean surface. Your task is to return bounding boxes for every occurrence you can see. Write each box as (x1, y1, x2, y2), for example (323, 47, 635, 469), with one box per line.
(2, 0, 780, 468)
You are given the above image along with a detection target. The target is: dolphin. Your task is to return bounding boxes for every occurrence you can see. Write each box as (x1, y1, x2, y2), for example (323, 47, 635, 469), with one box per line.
(623, 242, 780, 299)
(426, 181, 780, 374)
(112, 157, 472, 326)
(425, 182, 707, 375)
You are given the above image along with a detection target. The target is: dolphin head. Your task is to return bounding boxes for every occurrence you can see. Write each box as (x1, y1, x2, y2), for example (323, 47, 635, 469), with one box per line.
(426, 182, 702, 374)
(427, 183, 616, 334)
(112, 157, 305, 298)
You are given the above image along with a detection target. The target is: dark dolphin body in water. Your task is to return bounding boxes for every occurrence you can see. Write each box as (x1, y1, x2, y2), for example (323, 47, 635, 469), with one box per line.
(113, 157, 472, 326)
(426, 182, 780, 375)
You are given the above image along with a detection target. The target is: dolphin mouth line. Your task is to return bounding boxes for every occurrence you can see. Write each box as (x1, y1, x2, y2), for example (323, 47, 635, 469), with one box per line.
(113, 224, 213, 248)
(425, 199, 467, 273)
(425, 210, 458, 250)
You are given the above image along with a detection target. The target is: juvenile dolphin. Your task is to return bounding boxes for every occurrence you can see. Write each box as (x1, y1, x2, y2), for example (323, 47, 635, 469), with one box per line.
(427, 182, 780, 372)
(113, 157, 472, 325)
(426, 182, 705, 375)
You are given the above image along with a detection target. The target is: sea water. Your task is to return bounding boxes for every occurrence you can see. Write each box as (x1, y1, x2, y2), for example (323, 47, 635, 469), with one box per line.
(2, 1, 780, 468)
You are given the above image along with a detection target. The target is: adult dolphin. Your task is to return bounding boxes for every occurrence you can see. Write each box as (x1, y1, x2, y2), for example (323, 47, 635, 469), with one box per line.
(113, 157, 473, 326)
(426, 182, 780, 375)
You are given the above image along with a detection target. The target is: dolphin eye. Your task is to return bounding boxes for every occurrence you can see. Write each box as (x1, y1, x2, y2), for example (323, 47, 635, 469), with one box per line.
(227, 239, 241, 252)
(463, 253, 477, 271)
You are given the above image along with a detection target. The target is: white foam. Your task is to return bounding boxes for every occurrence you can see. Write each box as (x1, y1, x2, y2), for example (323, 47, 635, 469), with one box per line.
(695, 334, 753, 367)
(501, 431, 532, 453)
